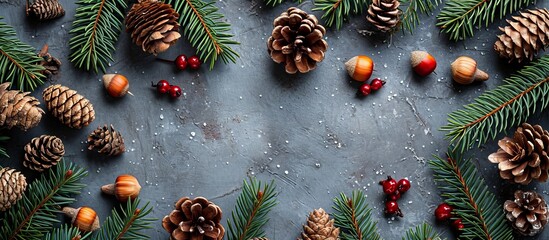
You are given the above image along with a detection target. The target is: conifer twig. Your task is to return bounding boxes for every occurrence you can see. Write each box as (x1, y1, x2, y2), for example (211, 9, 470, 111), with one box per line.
(41, 225, 90, 240)
(0, 134, 8, 158)
(402, 223, 442, 240)
(93, 199, 154, 240)
(400, 0, 441, 34)
(313, 0, 371, 30)
(332, 190, 381, 240)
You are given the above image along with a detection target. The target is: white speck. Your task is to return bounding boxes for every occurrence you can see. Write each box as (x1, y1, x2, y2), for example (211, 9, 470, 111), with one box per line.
(276, 164, 280, 168)
(159, 114, 164, 120)
(284, 170, 289, 175)
(315, 163, 321, 168)
(190, 132, 196, 137)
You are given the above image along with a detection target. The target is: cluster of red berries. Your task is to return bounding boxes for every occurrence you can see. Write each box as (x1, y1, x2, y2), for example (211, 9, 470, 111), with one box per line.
(379, 176, 410, 217)
(358, 78, 385, 96)
(435, 203, 463, 231)
(158, 54, 201, 71)
(151, 80, 182, 99)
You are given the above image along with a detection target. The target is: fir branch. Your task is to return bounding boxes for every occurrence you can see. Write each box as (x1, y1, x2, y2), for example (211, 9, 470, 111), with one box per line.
(0, 161, 88, 240)
(0, 134, 8, 158)
(313, 0, 371, 30)
(436, 0, 535, 41)
(69, 0, 127, 73)
(42, 225, 90, 240)
(165, 0, 240, 70)
(262, 0, 303, 7)
(93, 199, 154, 240)
(400, 0, 441, 34)
(402, 223, 442, 240)
(226, 178, 278, 240)
(430, 151, 513, 240)
(441, 55, 549, 153)
(332, 190, 381, 240)
(0, 17, 45, 92)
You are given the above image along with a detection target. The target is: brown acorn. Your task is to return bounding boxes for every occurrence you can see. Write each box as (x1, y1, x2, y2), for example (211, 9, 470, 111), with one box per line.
(101, 174, 141, 202)
(62, 206, 100, 232)
(451, 56, 489, 84)
(102, 74, 132, 97)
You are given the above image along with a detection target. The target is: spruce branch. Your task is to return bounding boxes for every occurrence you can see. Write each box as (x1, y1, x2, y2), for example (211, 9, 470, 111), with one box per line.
(332, 190, 381, 240)
(42, 225, 90, 240)
(430, 151, 513, 240)
(313, 0, 371, 30)
(0, 161, 88, 240)
(69, 0, 127, 73)
(402, 223, 442, 240)
(262, 0, 303, 7)
(0, 134, 8, 158)
(436, 0, 535, 41)
(164, 0, 240, 70)
(441, 55, 549, 153)
(93, 198, 154, 240)
(400, 0, 441, 34)
(226, 178, 278, 240)
(0, 17, 45, 92)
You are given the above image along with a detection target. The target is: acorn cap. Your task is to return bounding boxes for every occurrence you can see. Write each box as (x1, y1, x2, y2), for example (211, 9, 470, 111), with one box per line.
(102, 74, 131, 97)
(410, 51, 429, 67)
(344, 56, 359, 77)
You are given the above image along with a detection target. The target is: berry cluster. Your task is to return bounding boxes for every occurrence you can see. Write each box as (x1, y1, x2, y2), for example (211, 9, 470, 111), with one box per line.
(359, 78, 385, 97)
(158, 54, 201, 71)
(151, 80, 182, 99)
(379, 176, 410, 217)
(435, 203, 464, 232)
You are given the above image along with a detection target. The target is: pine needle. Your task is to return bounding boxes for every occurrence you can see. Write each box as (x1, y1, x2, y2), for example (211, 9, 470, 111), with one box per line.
(313, 0, 371, 30)
(0, 134, 9, 158)
(41, 225, 90, 240)
(332, 190, 381, 240)
(262, 0, 303, 7)
(402, 223, 443, 240)
(400, 0, 441, 34)
(93, 199, 154, 240)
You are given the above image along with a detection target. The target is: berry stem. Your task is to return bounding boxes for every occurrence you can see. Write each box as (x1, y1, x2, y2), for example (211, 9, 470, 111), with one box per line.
(155, 58, 174, 64)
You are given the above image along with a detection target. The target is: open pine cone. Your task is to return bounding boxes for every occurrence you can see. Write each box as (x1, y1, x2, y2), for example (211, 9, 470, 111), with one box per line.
(267, 7, 328, 74)
(0, 82, 44, 131)
(0, 168, 27, 211)
(24, 135, 65, 172)
(162, 197, 225, 240)
(488, 123, 549, 185)
(26, 0, 65, 21)
(504, 190, 549, 236)
(300, 208, 339, 240)
(88, 125, 125, 156)
(43, 84, 95, 129)
(366, 0, 401, 32)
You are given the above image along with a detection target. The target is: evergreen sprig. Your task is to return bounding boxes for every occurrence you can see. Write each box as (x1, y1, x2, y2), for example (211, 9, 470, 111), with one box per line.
(402, 223, 442, 240)
(436, 0, 535, 41)
(0, 134, 8, 158)
(93, 199, 154, 240)
(226, 178, 278, 240)
(430, 151, 513, 240)
(262, 0, 303, 7)
(0, 17, 45, 92)
(69, 0, 127, 73)
(165, 0, 240, 70)
(41, 225, 90, 240)
(400, 0, 441, 34)
(332, 190, 381, 240)
(441, 55, 549, 153)
(0, 161, 88, 240)
(313, 0, 371, 30)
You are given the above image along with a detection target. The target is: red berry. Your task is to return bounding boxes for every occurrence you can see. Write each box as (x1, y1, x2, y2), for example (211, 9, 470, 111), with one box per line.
(385, 201, 403, 217)
(451, 219, 464, 231)
(434, 203, 453, 221)
(388, 190, 401, 201)
(359, 83, 372, 96)
(380, 176, 398, 195)
(398, 178, 411, 193)
(175, 54, 188, 70)
(370, 78, 385, 91)
(152, 80, 170, 94)
(169, 85, 182, 99)
(188, 55, 201, 70)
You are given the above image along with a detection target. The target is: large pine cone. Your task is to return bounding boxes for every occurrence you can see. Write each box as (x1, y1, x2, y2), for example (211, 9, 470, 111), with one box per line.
(267, 7, 328, 74)
(24, 135, 64, 172)
(504, 190, 549, 236)
(162, 197, 225, 240)
(0, 167, 27, 211)
(88, 125, 125, 156)
(366, 0, 401, 32)
(488, 123, 549, 185)
(300, 208, 339, 240)
(0, 82, 44, 131)
(494, 8, 549, 63)
(43, 84, 95, 129)
(126, 0, 181, 55)
(26, 0, 65, 21)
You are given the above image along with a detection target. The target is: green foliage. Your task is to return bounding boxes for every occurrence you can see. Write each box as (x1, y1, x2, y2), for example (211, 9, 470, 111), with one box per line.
(262, 0, 303, 7)
(93, 199, 154, 240)
(430, 151, 513, 240)
(42, 225, 90, 240)
(436, 0, 535, 41)
(0, 17, 45, 92)
(69, 0, 127, 73)
(226, 178, 278, 240)
(441, 55, 549, 153)
(0, 161, 88, 240)
(165, 0, 240, 70)
(332, 190, 381, 240)
(313, 0, 370, 30)
(400, 0, 441, 34)
(0, 134, 8, 158)
(402, 223, 442, 240)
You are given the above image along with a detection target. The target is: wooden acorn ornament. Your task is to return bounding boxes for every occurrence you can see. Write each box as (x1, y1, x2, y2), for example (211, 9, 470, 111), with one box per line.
(102, 74, 132, 97)
(62, 206, 100, 232)
(345, 56, 374, 82)
(451, 56, 489, 84)
(101, 174, 141, 202)
(410, 51, 437, 76)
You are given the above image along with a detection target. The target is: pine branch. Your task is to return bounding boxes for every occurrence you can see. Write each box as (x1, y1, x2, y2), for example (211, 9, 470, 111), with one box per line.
(429, 151, 513, 240)
(92, 199, 154, 240)
(0, 134, 8, 158)
(440, 55, 549, 153)
(226, 178, 278, 240)
(0, 161, 88, 240)
(0, 17, 45, 92)
(165, 0, 240, 70)
(436, 0, 535, 41)
(42, 225, 91, 240)
(332, 190, 381, 240)
(262, 0, 303, 7)
(313, 0, 371, 30)
(69, 0, 127, 73)
(400, 0, 441, 34)
(402, 223, 442, 240)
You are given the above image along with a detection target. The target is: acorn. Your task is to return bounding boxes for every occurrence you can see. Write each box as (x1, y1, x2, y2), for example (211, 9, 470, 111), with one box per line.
(451, 56, 489, 84)
(410, 51, 437, 76)
(102, 74, 133, 97)
(101, 174, 142, 202)
(345, 55, 374, 82)
(62, 206, 100, 232)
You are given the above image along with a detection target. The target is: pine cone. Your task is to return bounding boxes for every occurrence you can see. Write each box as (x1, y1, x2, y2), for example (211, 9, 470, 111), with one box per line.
(26, 0, 65, 21)
(87, 125, 125, 156)
(300, 208, 339, 240)
(267, 7, 328, 74)
(366, 0, 401, 32)
(504, 190, 549, 236)
(488, 123, 549, 185)
(0, 82, 44, 131)
(162, 197, 225, 240)
(37, 44, 61, 77)
(43, 84, 95, 129)
(23, 135, 64, 172)
(0, 168, 27, 211)
(125, 0, 181, 55)
(494, 8, 549, 63)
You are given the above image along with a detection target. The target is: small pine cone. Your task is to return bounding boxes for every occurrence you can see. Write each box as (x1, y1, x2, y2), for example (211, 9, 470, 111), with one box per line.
(23, 135, 64, 172)
(0, 82, 44, 131)
(488, 123, 549, 184)
(504, 190, 549, 236)
(494, 8, 549, 63)
(125, 0, 181, 55)
(37, 44, 61, 77)
(43, 84, 95, 129)
(300, 208, 339, 240)
(26, 0, 65, 21)
(366, 0, 401, 32)
(162, 197, 225, 240)
(88, 125, 125, 156)
(0, 168, 27, 211)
